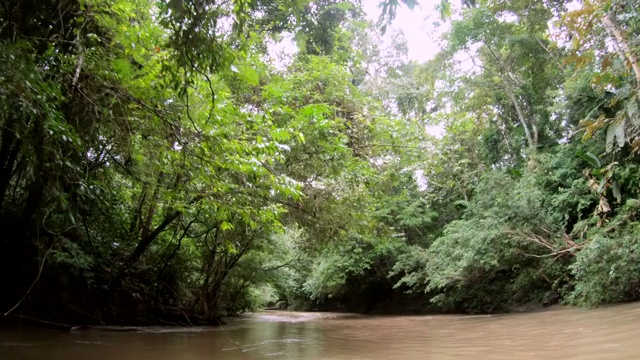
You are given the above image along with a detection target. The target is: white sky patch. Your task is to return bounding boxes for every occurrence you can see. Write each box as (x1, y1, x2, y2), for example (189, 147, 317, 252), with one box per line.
(363, 0, 446, 63)
(426, 125, 445, 138)
(497, 12, 519, 23)
(414, 169, 428, 190)
(265, 33, 297, 70)
(362, 1, 449, 139)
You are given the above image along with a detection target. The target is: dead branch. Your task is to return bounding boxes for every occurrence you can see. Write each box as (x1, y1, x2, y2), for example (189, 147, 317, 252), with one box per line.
(507, 228, 582, 258)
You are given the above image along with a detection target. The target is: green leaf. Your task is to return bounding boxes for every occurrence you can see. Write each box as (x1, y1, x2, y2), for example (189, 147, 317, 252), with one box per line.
(332, 2, 354, 11)
(239, 64, 260, 86)
(220, 221, 235, 231)
(576, 151, 601, 168)
(403, 0, 418, 10)
(437, 0, 451, 19)
(112, 58, 135, 79)
(597, 178, 607, 194)
(612, 181, 622, 203)
(606, 119, 625, 152)
(627, 98, 640, 125)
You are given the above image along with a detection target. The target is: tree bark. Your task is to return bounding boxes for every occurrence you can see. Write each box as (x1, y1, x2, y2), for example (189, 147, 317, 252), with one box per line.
(505, 87, 536, 148)
(603, 14, 640, 85)
(141, 172, 165, 240)
(127, 186, 147, 236)
(485, 45, 537, 149)
(124, 210, 182, 269)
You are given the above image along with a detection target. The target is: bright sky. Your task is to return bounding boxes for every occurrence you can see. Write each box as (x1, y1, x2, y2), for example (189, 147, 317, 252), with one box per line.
(361, 1, 448, 139)
(362, 0, 446, 63)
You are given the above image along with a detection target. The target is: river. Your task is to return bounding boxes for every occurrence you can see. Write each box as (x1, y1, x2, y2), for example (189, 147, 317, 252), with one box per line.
(3, 303, 640, 359)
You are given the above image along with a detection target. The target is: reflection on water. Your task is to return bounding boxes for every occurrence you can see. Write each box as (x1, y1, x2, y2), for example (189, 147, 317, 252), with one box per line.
(3, 304, 640, 359)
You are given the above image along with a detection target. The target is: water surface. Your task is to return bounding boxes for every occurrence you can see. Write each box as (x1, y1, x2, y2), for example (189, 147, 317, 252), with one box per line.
(3, 304, 640, 359)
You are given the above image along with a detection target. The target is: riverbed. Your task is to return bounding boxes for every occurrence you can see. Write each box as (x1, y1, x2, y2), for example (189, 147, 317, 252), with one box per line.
(3, 303, 640, 359)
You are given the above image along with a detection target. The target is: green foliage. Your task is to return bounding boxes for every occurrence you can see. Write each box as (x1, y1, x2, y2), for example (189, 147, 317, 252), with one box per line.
(568, 200, 640, 306)
(3, 0, 640, 324)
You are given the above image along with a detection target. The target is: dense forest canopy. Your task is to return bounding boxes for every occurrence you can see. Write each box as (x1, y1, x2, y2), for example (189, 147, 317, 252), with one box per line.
(1, 0, 640, 324)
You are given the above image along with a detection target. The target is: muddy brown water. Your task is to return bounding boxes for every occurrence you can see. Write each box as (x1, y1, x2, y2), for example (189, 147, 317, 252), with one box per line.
(3, 304, 640, 359)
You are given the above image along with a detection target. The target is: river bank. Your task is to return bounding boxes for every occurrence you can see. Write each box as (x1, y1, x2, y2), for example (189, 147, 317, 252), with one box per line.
(1, 283, 565, 331)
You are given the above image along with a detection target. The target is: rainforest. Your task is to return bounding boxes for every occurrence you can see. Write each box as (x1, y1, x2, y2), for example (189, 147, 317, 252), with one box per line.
(1, 0, 640, 326)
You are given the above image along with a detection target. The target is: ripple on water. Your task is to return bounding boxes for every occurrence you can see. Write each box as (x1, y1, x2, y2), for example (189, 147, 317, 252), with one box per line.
(250, 311, 352, 323)
(4, 306, 640, 360)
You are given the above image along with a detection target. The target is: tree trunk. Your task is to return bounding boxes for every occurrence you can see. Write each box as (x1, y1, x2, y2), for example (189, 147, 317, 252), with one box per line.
(124, 210, 183, 269)
(485, 45, 537, 149)
(128, 185, 147, 236)
(505, 87, 536, 149)
(141, 172, 165, 240)
(603, 14, 640, 85)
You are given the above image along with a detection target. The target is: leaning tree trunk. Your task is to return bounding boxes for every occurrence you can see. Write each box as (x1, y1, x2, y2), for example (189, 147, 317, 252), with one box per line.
(603, 14, 640, 85)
